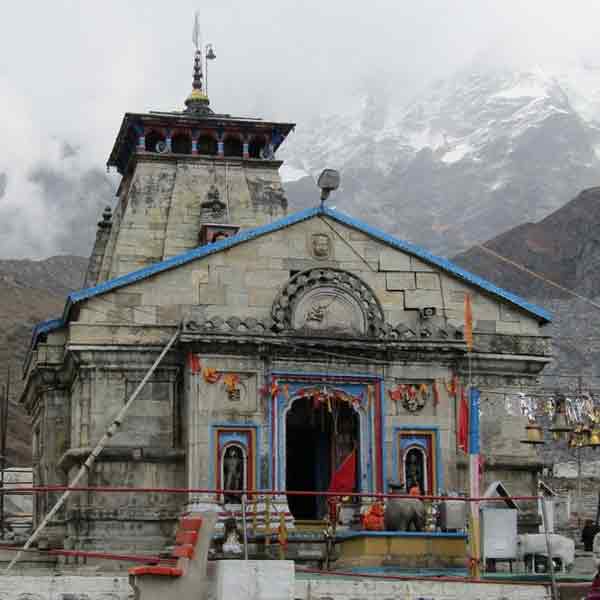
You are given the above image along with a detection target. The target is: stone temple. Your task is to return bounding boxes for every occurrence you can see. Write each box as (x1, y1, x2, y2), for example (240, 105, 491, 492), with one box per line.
(20, 45, 552, 558)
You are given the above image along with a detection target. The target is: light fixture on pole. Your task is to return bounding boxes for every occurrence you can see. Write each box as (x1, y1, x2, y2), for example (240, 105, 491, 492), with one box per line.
(317, 169, 341, 206)
(204, 43, 216, 95)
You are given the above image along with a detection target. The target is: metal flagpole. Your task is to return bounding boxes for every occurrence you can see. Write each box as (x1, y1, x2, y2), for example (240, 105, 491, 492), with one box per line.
(464, 293, 481, 577)
(0, 370, 8, 539)
(5, 327, 180, 572)
(469, 386, 481, 577)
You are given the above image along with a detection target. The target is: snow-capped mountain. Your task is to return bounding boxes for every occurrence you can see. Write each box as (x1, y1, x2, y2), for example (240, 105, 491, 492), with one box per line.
(281, 64, 600, 256)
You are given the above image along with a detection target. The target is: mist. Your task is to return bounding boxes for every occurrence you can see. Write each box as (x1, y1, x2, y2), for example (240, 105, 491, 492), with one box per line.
(2, 0, 600, 259)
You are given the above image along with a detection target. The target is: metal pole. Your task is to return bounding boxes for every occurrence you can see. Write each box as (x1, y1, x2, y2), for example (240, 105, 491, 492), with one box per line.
(204, 45, 208, 95)
(5, 328, 180, 572)
(578, 445, 583, 527)
(241, 452, 248, 560)
(578, 375, 584, 527)
(468, 385, 481, 578)
(241, 492, 248, 560)
(0, 371, 9, 539)
(541, 496, 559, 600)
(0, 377, 7, 539)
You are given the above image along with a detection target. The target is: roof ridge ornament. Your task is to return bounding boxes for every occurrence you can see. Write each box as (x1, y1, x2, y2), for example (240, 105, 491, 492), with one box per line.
(185, 12, 215, 115)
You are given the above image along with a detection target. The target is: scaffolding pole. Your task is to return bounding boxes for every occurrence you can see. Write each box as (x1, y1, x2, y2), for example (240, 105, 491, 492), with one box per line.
(5, 327, 180, 572)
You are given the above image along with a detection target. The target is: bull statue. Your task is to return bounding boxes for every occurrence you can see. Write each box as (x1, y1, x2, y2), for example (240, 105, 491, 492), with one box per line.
(384, 482, 426, 532)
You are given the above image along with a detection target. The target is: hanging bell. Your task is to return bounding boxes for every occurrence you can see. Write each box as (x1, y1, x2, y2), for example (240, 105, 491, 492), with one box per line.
(569, 429, 584, 448)
(521, 424, 545, 445)
(588, 428, 600, 447)
(548, 412, 572, 441)
(582, 426, 592, 445)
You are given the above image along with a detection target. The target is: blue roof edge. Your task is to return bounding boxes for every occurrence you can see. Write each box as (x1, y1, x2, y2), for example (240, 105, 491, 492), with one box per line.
(28, 204, 551, 354)
(321, 207, 552, 323)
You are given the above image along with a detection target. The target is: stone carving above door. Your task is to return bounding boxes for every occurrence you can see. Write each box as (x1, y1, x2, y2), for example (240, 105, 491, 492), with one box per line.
(310, 233, 332, 259)
(271, 268, 385, 337)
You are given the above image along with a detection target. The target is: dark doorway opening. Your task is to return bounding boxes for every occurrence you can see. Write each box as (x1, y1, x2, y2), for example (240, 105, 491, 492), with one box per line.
(171, 133, 192, 154)
(286, 395, 359, 520)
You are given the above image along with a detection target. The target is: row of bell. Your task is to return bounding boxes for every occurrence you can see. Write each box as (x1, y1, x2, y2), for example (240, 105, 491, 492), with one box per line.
(521, 415, 600, 446)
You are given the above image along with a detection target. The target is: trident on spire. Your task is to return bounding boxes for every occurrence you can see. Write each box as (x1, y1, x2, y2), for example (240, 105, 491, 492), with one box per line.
(192, 11, 201, 51)
(185, 12, 216, 113)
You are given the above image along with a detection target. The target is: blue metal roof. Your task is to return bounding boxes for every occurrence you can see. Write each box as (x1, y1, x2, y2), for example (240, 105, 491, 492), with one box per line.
(29, 205, 551, 352)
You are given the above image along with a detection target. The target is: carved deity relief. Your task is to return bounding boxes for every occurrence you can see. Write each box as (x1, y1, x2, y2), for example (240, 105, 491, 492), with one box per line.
(200, 183, 226, 221)
(271, 268, 386, 337)
(293, 287, 366, 335)
(311, 233, 332, 260)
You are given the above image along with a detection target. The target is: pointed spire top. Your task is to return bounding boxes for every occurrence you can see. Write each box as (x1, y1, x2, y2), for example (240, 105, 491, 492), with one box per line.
(185, 12, 212, 115)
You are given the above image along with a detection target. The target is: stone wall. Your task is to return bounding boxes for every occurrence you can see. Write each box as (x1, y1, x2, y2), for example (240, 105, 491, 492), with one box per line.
(97, 157, 287, 281)
(0, 572, 551, 600)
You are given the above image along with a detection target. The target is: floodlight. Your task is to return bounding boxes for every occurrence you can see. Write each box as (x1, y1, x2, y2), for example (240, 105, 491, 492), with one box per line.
(317, 169, 341, 203)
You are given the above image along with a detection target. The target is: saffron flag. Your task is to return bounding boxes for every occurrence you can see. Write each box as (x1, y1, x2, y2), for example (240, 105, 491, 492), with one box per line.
(458, 387, 469, 453)
(464, 293, 473, 351)
(328, 449, 356, 493)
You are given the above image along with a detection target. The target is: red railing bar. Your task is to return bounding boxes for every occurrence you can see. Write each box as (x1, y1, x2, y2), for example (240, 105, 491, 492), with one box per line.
(47, 549, 176, 563)
(0, 486, 544, 502)
(0, 544, 176, 564)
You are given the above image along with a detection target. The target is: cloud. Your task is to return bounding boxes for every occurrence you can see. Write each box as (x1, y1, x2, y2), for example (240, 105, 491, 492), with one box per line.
(2, 1, 600, 258)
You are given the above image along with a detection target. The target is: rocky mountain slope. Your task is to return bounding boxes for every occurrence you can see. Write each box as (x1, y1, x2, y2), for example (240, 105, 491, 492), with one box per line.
(282, 65, 600, 256)
(453, 187, 600, 387)
(0, 256, 88, 465)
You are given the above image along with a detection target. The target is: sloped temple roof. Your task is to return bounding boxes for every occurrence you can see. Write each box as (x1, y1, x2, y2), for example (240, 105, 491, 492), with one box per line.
(28, 206, 552, 353)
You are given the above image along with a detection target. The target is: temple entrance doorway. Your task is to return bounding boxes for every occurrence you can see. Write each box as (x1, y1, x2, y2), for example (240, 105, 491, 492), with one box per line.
(285, 395, 359, 520)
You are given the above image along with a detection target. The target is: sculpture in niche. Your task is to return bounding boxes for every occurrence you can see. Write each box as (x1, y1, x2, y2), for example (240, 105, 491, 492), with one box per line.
(223, 445, 244, 503)
(404, 447, 426, 494)
(311, 233, 331, 259)
(200, 183, 226, 220)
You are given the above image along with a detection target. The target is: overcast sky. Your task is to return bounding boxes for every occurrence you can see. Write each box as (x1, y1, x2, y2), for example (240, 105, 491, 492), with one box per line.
(2, 1, 600, 259)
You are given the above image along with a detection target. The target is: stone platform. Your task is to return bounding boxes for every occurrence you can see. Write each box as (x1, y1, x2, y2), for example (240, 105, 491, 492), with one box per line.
(335, 531, 468, 569)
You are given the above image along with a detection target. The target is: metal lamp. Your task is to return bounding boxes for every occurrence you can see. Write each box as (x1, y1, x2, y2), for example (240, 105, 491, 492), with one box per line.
(317, 169, 341, 204)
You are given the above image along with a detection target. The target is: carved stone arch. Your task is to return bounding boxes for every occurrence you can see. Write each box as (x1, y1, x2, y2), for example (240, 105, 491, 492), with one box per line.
(271, 268, 385, 337)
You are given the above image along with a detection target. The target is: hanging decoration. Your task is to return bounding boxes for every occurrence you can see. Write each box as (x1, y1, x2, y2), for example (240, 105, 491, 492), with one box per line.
(388, 383, 430, 412)
(445, 375, 460, 398)
(270, 379, 279, 400)
(294, 385, 362, 411)
(202, 367, 221, 384)
(432, 380, 441, 406)
(222, 373, 240, 392)
(187, 353, 201, 374)
(457, 387, 469, 453)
